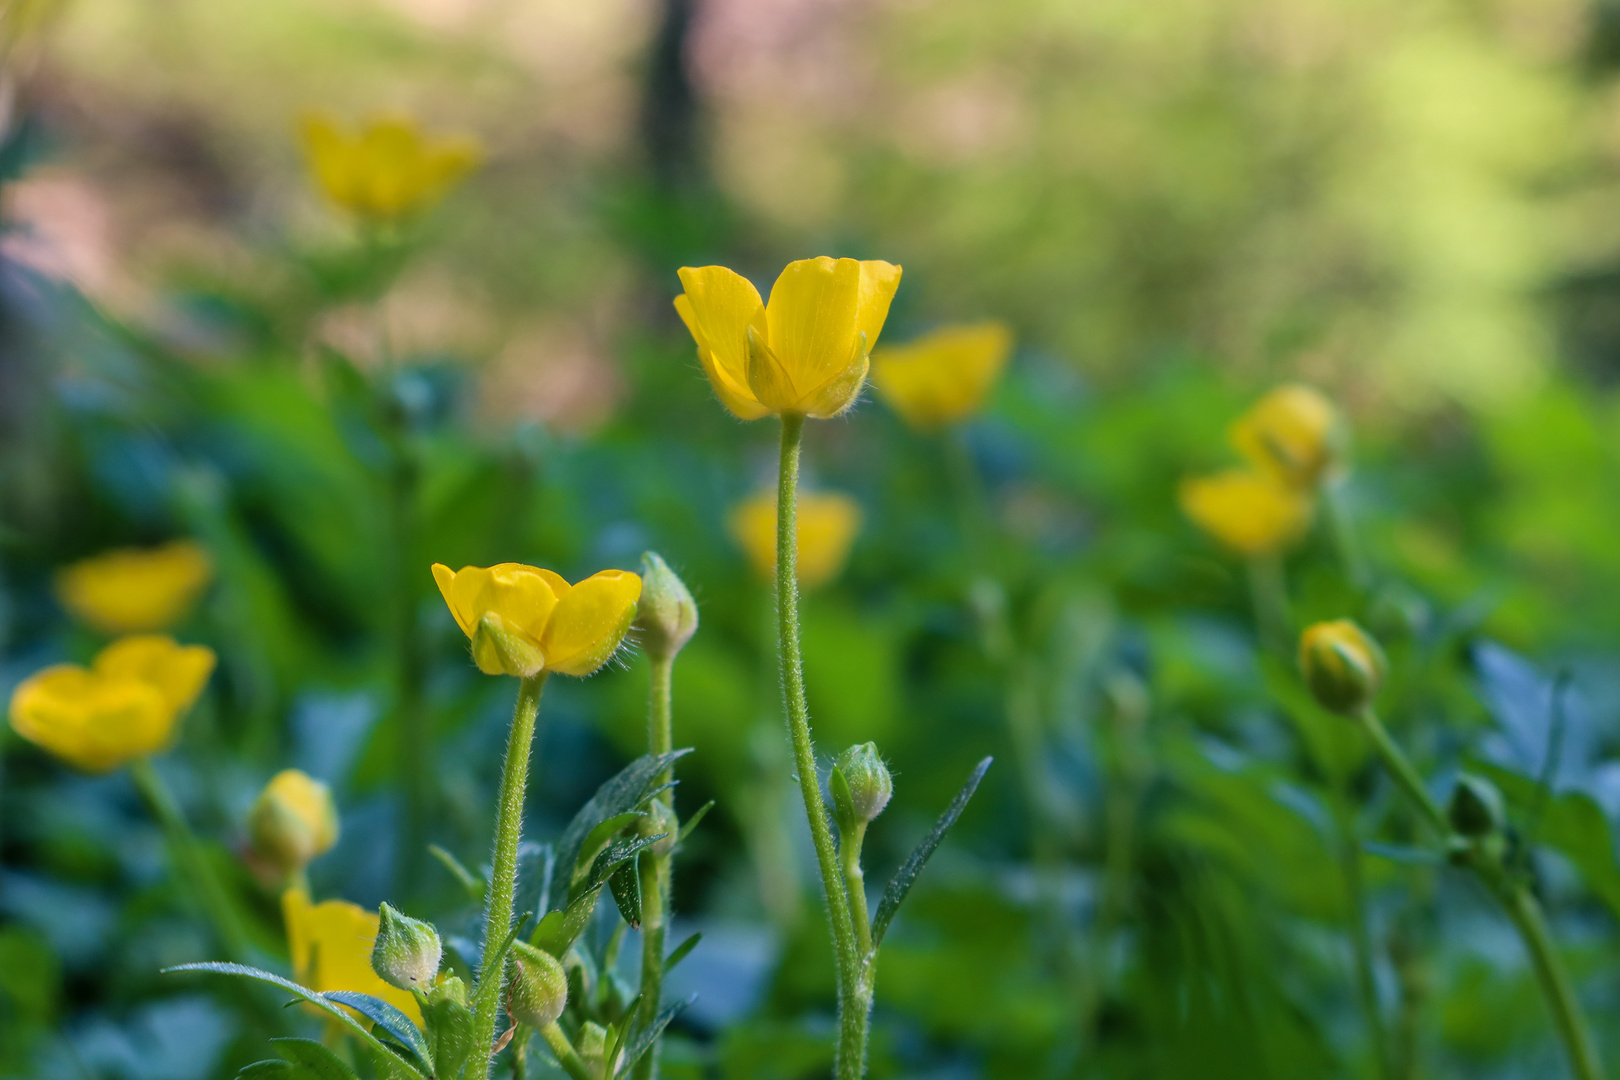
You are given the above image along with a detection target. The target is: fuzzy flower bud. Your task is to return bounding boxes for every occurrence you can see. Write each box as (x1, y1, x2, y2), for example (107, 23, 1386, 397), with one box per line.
(1449, 775, 1506, 838)
(634, 552, 698, 660)
(249, 769, 339, 875)
(1299, 620, 1387, 715)
(371, 903, 442, 992)
(836, 742, 893, 825)
(507, 941, 569, 1028)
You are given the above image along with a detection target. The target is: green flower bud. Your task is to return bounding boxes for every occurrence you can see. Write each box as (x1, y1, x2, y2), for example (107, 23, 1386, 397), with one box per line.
(508, 941, 569, 1028)
(634, 552, 698, 660)
(1449, 774, 1506, 838)
(836, 742, 893, 825)
(371, 903, 442, 991)
(636, 799, 678, 859)
(1299, 620, 1387, 715)
(425, 973, 468, 1009)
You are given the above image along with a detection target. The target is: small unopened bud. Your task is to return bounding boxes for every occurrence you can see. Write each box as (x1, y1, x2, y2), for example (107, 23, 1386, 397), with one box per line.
(578, 1022, 612, 1073)
(371, 903, 442, 991)
(1449, 775, 1506, 838)
(248, 769, 339, 875)
(508, 941, 569, 1028)
(425, 973, 468, 1009)
(636, 799, 678, 859)
(634, 552, 699, 660)
(836, 743, 893, 825)
(1299, 620, 1387, 715)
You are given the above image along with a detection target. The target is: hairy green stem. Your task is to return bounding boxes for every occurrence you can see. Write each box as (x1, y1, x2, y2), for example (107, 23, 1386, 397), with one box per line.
(540, 1022, 595, 1080)
(130, 757, 252, 963)
(633, 653, 676, 1080)
(774, 413, 864, 1078)
(471, 673, 549, 1078)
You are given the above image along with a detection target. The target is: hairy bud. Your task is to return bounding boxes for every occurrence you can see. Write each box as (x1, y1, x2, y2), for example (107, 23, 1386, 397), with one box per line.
(835, 742, 893, 826)
(508, 941, 569, 1028)
(1449, 775, 1506, 838)
(634, 552, 699, 660)
(371, 903, 442, 992)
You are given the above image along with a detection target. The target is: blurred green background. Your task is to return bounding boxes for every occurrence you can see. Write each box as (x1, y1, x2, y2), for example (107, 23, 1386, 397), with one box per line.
(4, 0, 1620, 1077)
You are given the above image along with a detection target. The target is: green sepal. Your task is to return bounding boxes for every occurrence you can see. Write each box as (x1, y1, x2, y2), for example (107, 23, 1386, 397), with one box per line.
(418, 987, 474, 1080)
(829, 765, 856, 838)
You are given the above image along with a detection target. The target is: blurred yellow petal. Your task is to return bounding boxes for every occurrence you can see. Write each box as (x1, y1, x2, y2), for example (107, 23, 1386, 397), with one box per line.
(93, 635, 216, 718)
(250, 770, 339, 873)
(8, 664, 173, 773)
(541, 570, 643, 678)
(300, 113, 480, 223)
(764, 257, 864, 403)
(55, 541, 213, 635)
(729, 489, 862, 590)
(873, 322, 1013, 429)
(1179, 469, 1313, 557)
(1229, 384, 1344, 489)
(674, 268, 768, 419)
(281, 888, 422, 1025)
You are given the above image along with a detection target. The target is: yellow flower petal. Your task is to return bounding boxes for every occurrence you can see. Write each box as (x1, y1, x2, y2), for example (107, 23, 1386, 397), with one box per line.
(301, 113, 480, 223)
(55, 541, 214, 635)
(853, 260, 903, 353)
(800, 342, 869, 420)
(432, 563, 560, 651)
(93, 635, 216, 719)
(282, 888, 422, 1025)
(674, 268, 768, 419)
(541, 570, 643, 678)
(8, 665, 173, 773)
(873, 321, 1013, 429)
(728, 489, 862, 590)
(763, 257, 864, 406)
(1229, 384, 1343, 489)
(1179, 469, 1313, 556)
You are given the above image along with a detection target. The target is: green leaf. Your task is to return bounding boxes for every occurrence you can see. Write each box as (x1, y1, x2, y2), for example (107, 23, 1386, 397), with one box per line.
(533, 886, 606, 957)
(419, 993, 475, 1080)
(580, 834, 666, 898)
(269, 1039, 361, 1080)
(609, 856, 642, 929)
(163, 963, 429, 1080)
(870, 756, 992, 949)
(237, 1063, 297, 1079)
(1477, 763, 1620, 922)
(548, 751, 689, 912)
(665, 932, 701, 972)
(575, 813, 645, 885)
(428, 844, 486, 902)
(322, 992, 431, 1069)
(676, 801, 714, 845)
(613, 996, 693, 1078)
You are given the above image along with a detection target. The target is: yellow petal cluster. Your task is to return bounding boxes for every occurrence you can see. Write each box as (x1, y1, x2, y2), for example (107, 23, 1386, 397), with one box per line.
(282, 887, 423, 1024)
(872, 322, 1013, 429)
(55, 541, 213, 635)
(1179, 469, 1313, 557)
(301, 112, 481, 224)
(250, 769, 340, 874)
(729, 489, 862, 590)
(8, 635, 215, 772)
(431, 563, 642, 678)
(674, 257, 902, 419)
(1230, 384, 1343, 489)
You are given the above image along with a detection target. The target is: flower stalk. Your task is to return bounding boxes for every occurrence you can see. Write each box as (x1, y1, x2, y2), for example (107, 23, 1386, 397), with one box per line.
(633, 650, 675, 1080)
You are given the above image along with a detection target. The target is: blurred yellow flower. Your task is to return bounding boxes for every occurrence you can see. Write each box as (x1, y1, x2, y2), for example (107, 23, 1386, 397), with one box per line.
(1179, 469, 1313, 557)
(55, 541, 213, 635)
(282, 887, 422, 1024)
(430, 563, 642, 678)
(1299, 619, 1386, 714)
(300, 112, 481, 224)
(1229, 384, 1343, 489)
(729, 489, 862, 590)
(250, 769, 339, 875)
(8, 635, 215, 772)
(674, 257, 902, 420)
(872, 322, 1013, 429)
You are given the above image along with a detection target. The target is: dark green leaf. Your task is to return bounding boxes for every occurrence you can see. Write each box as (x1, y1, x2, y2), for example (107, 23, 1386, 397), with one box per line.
(548, 751, 689, 911)
(533, 886, 606, 957)
(237, 1064, 296, 1079)
(322, 992, 431, 1068)
(578, 834, 667, 899)
(665, 932, 701, 972)
(610, 856, 642, 928)
(870, 756, 992, 949)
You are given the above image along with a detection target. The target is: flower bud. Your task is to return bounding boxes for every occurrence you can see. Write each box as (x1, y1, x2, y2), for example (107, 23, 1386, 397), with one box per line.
(836, 742, 893, 825)
(371, 903, 442, 992)
(1229, 383, 1345, 489)
(634, 552, 698, 660)
(248, 769, 339, 875)
(425, 973, 468, 1009)
(1448, 775, 1506, 838)
(1299, 620, 1386, 715)
(508, 941, 569, 1028)
(636, 799, 678, 859)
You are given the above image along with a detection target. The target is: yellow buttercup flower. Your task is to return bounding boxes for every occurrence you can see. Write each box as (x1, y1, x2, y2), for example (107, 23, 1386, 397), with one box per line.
(282, 888, 423, 1024)
(8, 635, 215, 772)
(250, 770, 339, 875)
(430, 563, 642, 679)
(674, 257, 902, 420)
(1179, 469, 1313, 557)
(301, 112, 481, 224)
(729, 489, 862, 590)
(1229, 384, 1343, 489)
(872, 322, 1013, 429)
(55, 541, 213, 635)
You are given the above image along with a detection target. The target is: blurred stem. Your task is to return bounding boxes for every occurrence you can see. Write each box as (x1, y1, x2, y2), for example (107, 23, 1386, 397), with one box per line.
(1246, 553, 1290, 654)
(540, 1021, 594, 1080)
(1329, 786, 1391, 1080)
(389, 429, 431, 896)
(1351, 707, 1447, 836)
(775, 413, 864, 1079)
(633, 652, 676, 1080)
(471, 673, 549, 1078)
(1324, 479, 1369, 591)
(944, 428, 991, 563)
(129, 758, 252, 963)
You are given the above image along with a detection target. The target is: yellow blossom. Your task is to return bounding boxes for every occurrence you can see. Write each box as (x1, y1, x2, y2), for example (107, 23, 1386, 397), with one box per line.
(1229, 384, 1343, 489)
(55, 541, 213, 635)
(729, 489, 862, 590)
(300, 112, 481, 224)
(282, 887, 422, 1024)
(8, 635, 215, 772)
(872, 322, 1013, 429)
(674, 257, 902, 420)
(430, 563, 642, 678)
(250, 769, 339, 875)
(1179, 469, 1313, 557)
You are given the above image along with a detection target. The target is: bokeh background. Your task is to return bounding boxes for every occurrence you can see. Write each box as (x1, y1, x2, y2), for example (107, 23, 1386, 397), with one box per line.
(5, 0, 1620, 1077)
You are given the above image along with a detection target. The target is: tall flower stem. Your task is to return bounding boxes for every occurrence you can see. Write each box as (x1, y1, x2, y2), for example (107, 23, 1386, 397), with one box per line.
(633, 653, 676, 1080)
(470, 673, 549, 1077)
(130, 758, 251, 963)
(775, 413, 864, 1078)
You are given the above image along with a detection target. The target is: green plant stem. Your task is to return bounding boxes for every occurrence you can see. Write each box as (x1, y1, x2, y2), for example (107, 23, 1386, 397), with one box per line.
(129, 758, 252, 963)
(1351, 707, 1448, 836)
(633, 652, 676, 1080)
(470, 673, 549, 1078)
(1246, 553, 1290, 654)
(841, 821, 873, 959)
(1330, 788, 1391, 1080)
(775, 413, 865, 1079)
(540, 1022, 596, 1080)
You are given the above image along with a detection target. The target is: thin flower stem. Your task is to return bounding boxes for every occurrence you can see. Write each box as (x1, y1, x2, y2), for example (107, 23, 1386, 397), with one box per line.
(1352, 707, 1448, 836)
(129, 757, 252, 963)
(775, 413, 865, 1078)
(471, 673, 549, 1079)
(841, 820, 873, 959)
(633, 653, 676, 1080)
(540, 1021, 596, 1080)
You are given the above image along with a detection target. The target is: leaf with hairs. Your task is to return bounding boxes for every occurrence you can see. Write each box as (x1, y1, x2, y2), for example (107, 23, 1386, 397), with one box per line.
(870, 757, 992, 949)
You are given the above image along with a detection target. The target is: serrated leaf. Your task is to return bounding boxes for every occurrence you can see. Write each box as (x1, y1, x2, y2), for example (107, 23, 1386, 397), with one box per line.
(269, 1039, 361, 1080)
(428, 844, 485, 902)
(610, 857, 642, 928)
(322, 993, 430, 1068)
(870, 756, 992, 949)
(613, 996, 692, 1077)
(676, 801, 714, 844)
(548, 751, 690, 912)
(163, 963, 428, 1080)
(665, 932, 701, 972)
(419, 993, 474, 1080)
